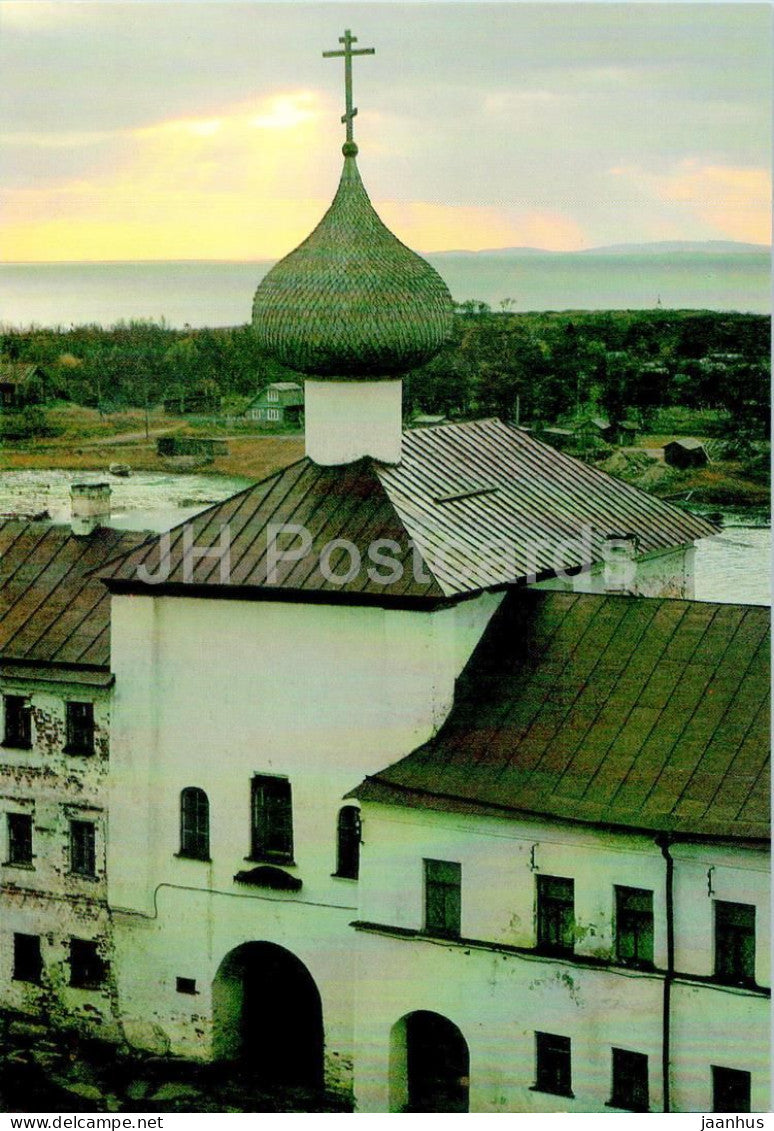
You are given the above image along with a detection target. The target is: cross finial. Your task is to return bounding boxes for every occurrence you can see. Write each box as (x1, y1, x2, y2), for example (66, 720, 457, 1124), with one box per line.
(323, 29, 375, 151)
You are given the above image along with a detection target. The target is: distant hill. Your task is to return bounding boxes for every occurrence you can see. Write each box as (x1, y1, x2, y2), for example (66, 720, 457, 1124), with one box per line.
(430, 240, 769, 258)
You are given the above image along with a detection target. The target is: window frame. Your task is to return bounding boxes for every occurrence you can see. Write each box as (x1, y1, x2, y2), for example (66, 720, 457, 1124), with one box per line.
(250, 775, 294, 864)
(179, 787, 210, 861)
(64, 701, 95, 756)
(610, 1048, 649, 1112)
(615, 885, 654, 969)
(69, 938, 106, 989)
(3, 694, 32, 750)
(69, 819, 97, 878)
(13, 932, 42, 984)
(6, 812, 33, 867)
(534, 1031, 573, 1098)
(536, 874, 575, 955)
(334, 805, 361, 880)
(712, 1066, 751, 1113)
(714, 900, 756, 987)
(423, 858, 462, 939)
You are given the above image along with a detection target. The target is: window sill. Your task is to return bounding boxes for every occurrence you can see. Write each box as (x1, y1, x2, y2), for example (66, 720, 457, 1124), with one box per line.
(63, 747, 95, 757)
(530, 1087, 575, 1099)
(419, 928, 461, 942)
(2, 861, 35, 870)
(535, 944, 575, 959)
(68, 872, 100, 882)
(331, 872, 358, 882)
(174, 853, 212, 863)
(606, 1102, 649, 1113)
(713, 975, 758, 990)
(1, 742, 33, 752)
(244, 855, 296, 868)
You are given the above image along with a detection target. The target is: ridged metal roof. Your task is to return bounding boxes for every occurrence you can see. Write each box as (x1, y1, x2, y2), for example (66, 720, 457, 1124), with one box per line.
(0, 520, 149, 668)
(100, 419, 717, 601)
(252, 155, 453, 378)
(354, 590, 770, 841)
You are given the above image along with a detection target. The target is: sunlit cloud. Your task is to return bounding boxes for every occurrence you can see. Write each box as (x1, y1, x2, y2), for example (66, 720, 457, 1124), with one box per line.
(380, 201, 586, 253)
(609, 160, 772, 245)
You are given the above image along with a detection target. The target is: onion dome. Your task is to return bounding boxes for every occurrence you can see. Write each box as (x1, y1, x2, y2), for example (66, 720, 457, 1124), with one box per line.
(252, 147, 454, 379)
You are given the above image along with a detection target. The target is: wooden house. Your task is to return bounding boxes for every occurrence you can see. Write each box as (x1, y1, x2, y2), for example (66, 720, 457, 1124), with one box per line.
(663, 437, 709, 468)
(0, 362, 42, 410)
(244, 382, 304, 426)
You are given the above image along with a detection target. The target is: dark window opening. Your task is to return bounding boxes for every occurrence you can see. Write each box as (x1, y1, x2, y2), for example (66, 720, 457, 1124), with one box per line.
(611, 1048, 649, 1112)
(537, 875, 574, 954)
(65, 701, 95, 755)
(616, 886, 654, 968)
(13, 933, 42, 984)
(7, 812, 33, 866)
(250, 775, 293, 863)
(715, 901, 756, 986)
(176, 977, 197, 995)
(69, 938, 105, 988)
(713, 1066, 751, 1113)
(3, 695, 32, 749)
(179, 787, 210, 860)
(424, 859, 461, 938)
(534, 1032, 573, 1097)
(335, 805, 361, 879)
(70, 820, 96, 877)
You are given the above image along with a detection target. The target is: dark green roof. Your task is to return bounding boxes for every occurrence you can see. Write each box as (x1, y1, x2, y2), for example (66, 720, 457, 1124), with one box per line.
(251, 155, 453, 378)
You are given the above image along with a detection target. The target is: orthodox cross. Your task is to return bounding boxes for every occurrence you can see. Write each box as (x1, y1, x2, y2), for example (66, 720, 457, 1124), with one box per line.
(323, 29, 375, 144)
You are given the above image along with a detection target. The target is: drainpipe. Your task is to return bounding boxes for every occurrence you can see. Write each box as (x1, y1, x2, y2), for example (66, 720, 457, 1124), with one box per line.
(657, 834, 674, 1113)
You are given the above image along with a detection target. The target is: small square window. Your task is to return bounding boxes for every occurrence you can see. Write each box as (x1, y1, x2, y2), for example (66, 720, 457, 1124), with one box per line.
(7, 813, 33, 866)
(611, 1048, 649, 1112)
(424, 859, 461, 938)
(616, 886, 654, 968)
(537, 875, 574, 954)
(176, 977, 197, 995)
(69, 938, 105, 988)
(13, 933, 42, 984)
(534, 1032, 573, 1097)
(65, 702, 95, 755)
(3, 695, 32, 749)
(712, 1066, 751, 1113)
(715, 901, 755, 986)
(70, 820, 97, 877)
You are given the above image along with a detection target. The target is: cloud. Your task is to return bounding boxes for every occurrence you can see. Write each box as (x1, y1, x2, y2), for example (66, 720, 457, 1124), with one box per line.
(609, 160, 772, 245)
(379, 202, 586, 253)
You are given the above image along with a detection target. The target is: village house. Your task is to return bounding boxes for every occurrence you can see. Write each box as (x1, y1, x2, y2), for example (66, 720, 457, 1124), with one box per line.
(0, 361, 43, 410)
(664, 437, 710, 469)
(244, 382, 304, 427)
(0, 31, 768, 1114)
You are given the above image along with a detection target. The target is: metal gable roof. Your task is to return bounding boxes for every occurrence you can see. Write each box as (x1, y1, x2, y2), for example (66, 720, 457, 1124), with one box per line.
(98, 419, 716, 603)
(354, 590, 770, 841)
(0, 520, 150, 668)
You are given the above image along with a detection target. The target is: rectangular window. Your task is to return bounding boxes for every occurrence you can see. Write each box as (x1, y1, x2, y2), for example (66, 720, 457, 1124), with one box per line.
(267, 408, 280, 421)
(7, 812, 33, 866)
(69, 939, 105, 988)
(424, 859, 461, 938)
(250, 775, 293, 862)
(712, 1066, 751, 1113)
(65, 702, 95, 755)
(615, 886, 654, 968)
(715, 901, 756, 986)
(535, 1032, 573, 1097)
(13, 933, 42, 984)
(611, 1048, 649, 1112)
(176, 977, 197, 995)
(70, 820, 96, 877)
(3, 695, 32, 749)
(537, 875, 574, 954)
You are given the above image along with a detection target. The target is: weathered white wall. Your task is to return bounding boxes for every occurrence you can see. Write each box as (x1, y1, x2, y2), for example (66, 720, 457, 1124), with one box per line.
(107, 589, 503, 1076)
(533, 545, 696, 599)
(0, 679, 117, 1037)
(305, 379, 402, 465)
(353, 802, 770, 1113)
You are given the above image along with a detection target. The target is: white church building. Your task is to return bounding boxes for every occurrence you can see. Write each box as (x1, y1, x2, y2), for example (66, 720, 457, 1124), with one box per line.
(0, 31, 769, 1114)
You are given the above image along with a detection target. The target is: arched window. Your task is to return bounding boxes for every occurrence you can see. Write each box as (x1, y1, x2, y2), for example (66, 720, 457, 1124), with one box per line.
(335, 805, 361, 879)
(180, 787, 210, 860)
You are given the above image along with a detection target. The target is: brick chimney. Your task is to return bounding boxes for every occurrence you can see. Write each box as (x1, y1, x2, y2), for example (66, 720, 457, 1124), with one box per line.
(71, 482, 111, 537)
(603, 533, 638, 594)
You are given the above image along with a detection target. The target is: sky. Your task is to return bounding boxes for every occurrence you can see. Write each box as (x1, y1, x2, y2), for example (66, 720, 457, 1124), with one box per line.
(1, 1, 771, 261)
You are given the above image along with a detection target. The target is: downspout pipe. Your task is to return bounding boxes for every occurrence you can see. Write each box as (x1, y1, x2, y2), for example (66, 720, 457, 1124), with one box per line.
(657, 833, 674, 1113)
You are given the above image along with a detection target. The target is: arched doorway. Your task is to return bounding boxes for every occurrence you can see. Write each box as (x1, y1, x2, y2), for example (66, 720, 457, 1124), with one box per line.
(390, 1010, 469, 1112)
(212, 942, 324, 1088)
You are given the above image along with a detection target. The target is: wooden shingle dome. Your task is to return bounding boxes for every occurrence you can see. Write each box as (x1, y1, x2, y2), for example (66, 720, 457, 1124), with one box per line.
(251, 151, 453, 379)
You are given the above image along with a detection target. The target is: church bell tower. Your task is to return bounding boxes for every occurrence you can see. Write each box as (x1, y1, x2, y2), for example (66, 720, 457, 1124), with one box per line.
(251, 30, 453, 466)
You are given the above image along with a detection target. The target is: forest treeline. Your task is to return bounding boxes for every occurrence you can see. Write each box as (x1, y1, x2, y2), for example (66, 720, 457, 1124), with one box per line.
(1, 307, 769, 440)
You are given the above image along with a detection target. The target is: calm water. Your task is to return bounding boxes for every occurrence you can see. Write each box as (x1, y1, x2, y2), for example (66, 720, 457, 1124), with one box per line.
(0, 470, 768, 606)
(1, 252, 770, 329)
